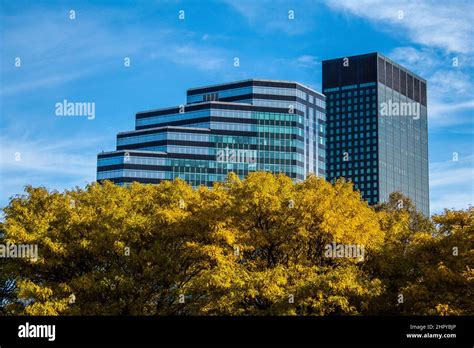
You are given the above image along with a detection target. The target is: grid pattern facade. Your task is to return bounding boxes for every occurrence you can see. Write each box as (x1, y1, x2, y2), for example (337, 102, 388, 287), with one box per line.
(324, 82, 379, 204)
(322, 53, 429, 215)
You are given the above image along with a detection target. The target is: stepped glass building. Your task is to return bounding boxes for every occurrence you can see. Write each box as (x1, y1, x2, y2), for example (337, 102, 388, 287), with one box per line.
(322, 53, 429, 215)
(97, 79, 327, 187)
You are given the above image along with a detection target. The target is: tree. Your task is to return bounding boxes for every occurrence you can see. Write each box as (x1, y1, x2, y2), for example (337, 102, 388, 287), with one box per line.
(0, 223, 17, 315)
(1, 174, 472, 316)
(399, 208, 473, 314)
(368, 194, 473, 315)
(1, 181, 208, 315)
(185, 173, 384, 315)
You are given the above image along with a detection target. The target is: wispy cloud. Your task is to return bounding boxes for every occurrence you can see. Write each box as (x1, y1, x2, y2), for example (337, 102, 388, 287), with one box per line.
(325, 0, 474, 54)
(429, 155, 474, 213)
(1, 7, 230, 98)
(295, 55, 320, 68)
(0, 134, 101, 176)
(150, 44, 228, 71)
(1, 8, 143, 97)
(324, 1, 474, 128)
(430, 192, 473, 214)
(0, 70, 91, 97)
(224, 0, 320, 35)
(0, 4, 234, 205)
(0, 133, 104, 205)
(389, 46, 474, 127)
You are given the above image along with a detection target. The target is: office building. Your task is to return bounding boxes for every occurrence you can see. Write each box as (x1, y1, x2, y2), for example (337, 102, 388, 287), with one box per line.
(322, 52, 429, 215)
(97, 79, 327, 187)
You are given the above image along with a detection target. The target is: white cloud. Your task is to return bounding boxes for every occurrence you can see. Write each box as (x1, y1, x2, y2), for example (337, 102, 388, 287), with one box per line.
(224, 0, 319, 35)
(0, 135, 100, 177)
(150, 44, 228, 71)
(325, 1, 474, 128)
(325, 0, 474, 54)
(429, 156, 474, 213)
(1, 9, 145, 97)
(0, 6, 233, 206)
(389, 47, 441, 75)
(295, 55, 320, 68)
(429, 100, 474, 127)
(0, 133, 104, 205)
(430, 192, 473, 213)
(430, 167, 474, 188)
(0, 70, 91, 97)
(389, 46, 474, 127)
(1, 7, 230, 98)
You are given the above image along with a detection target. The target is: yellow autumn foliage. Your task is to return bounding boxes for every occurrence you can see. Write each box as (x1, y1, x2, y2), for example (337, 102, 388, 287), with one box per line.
(0, 173, 472, 315)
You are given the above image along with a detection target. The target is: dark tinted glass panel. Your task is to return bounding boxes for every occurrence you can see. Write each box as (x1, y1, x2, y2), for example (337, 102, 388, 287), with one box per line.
(400, 70, 407, 95)
(420, 81, 427, 106)
(378, 57, 385, 83)
(341, 58, 358, 85)
(385, 62, 392, 89)
(359, 54, 377, 83)
(324, 54, 377, 88)
(393, 66, 400, 92)
(322, 61, 340, 89)
(414, 78, 420, 103)
(407, 74, 413, 99)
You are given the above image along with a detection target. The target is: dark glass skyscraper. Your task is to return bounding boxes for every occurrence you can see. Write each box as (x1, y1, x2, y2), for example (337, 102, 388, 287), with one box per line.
(97, 79, 327, 187)
(322, 52, 429, 215)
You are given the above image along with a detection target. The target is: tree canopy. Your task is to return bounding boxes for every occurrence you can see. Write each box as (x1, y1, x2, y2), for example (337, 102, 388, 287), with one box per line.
(1, 172, 472, 315)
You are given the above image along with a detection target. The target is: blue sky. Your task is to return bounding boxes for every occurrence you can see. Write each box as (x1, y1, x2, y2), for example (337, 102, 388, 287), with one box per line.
(0, 0, 473, 214)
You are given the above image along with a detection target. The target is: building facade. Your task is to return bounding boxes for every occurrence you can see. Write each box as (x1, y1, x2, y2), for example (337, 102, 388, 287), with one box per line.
(97, 79, 327, 187)
(322, 52, 429, 215)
